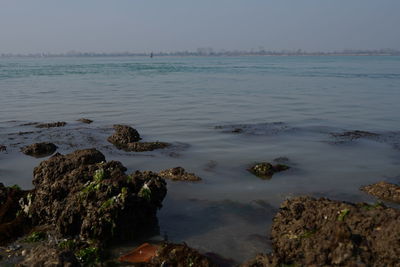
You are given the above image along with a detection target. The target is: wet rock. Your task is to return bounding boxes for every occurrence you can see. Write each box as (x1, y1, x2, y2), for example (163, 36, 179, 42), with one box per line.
(158, 167, 202, 182)
(361, 181, 400, 203)
(21, 142, 58, 157)
(0, 183, 32, 245)
(28, 149, 167, 242)
(107, 124, 141, 147)
(125, 141, 170, 152)
(247, 162, 289, 179)
(108, 124, 170, 152)
(241, 253, 280, 267)
(0, 145, 6, 152)
(16, 244, 80, 267)
(331, 130, 379, 141)
(19, 122, 39, 126)
(256, 196, 400, 266)
(77, 118, 93, 124)
(36, 121, 67, 128)
(149, 243, 217, 267)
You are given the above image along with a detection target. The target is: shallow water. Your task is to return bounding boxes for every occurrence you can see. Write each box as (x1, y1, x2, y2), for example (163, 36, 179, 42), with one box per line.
(1, 55, 400, 263)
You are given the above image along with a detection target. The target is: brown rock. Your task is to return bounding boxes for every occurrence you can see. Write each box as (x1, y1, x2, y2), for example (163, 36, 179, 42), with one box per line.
(77, 118, 93, 124)
(125, 141, 170, 152)
(36, 121, 67, 128)
(247, 162, 289, 179)
(255, 196, 400, 266)
(29, 149, 167, 242)
(21, 142, 57, 157)
(159, 167, 202, 182)
(107, 124, 141, 147)
(361, 181, 400, 203)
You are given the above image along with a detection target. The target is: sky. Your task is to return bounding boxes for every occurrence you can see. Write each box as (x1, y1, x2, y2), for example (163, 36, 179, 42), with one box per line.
(1, 0, 400, 54)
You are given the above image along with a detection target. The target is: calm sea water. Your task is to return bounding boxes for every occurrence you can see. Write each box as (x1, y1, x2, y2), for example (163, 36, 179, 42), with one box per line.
(1, 56, 400, 263)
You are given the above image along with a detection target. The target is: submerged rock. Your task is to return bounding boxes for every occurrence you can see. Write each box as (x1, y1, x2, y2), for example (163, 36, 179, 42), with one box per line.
(28, 148, 167, 242)
(21, 142, 57, 157)
(77, 118, 93, 124)
(159, 167, 202, 182)
(108, 124, 170, 152)
(247, 162, 289, 179)
(126, 141, 170, 152)
(249, 196, 400, 266)
(0, 145, 6, 152)
(0, 184, 32, 245)
(331, 130, 379, 141)
(361, 181, 400, 203)
(35, 121, 67, 128)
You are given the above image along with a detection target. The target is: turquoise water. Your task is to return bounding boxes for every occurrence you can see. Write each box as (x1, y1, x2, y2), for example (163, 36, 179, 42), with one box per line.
(1, 56, 400, 263)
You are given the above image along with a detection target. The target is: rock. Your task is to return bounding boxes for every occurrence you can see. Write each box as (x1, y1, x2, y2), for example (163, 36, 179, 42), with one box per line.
(125, 141, 170, 152)
(108, 124, 170, 152)
(254, 196, 400, 266)
(331, 130, 379, 140)
(0, 145, 6, 152)
(158, 167, 202, 182)
(0, 183, 32, 245)
(149, 243, 217, 267)
(241, 253, 280, 267)
(77, 118, 93, 124)
(16, 244, 80, 267)
(36, 121, 67, 128)
(28, 149, 167, 242)
(118, 242, 159, 263)
(107, 124, 141, 147)
(361, 181, 400, 203)
(247, 162, 289, 179)
(21, 142, 57, 157)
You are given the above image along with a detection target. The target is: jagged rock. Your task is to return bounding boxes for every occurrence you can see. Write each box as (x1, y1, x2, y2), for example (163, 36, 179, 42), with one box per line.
(108, 124, 170, 152)
(77, 118, 93, 124)
(107, 124, 141, 147)
(28, 149, 167, 242)
(252, 196, 400, 266)
(158, 167, 202, 181)
(125, 141, 170, 152)
(247, 162, 289, 179)
(36, 121, 67, 128)
(16, 245, 80, 267)
(0, 183, 31, 245)
(21, 142, 57, 157)
(361, 181, 400, 203)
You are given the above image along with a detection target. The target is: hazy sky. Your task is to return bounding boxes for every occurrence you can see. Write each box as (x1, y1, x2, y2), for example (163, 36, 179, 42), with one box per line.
(1, 0, 399, 53)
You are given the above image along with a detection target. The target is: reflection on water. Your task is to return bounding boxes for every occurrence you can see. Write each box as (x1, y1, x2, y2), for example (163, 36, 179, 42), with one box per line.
(1, 56, 400, 263)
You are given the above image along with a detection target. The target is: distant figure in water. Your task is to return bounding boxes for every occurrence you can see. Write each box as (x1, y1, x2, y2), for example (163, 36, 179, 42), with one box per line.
(150, 52, 153, 58)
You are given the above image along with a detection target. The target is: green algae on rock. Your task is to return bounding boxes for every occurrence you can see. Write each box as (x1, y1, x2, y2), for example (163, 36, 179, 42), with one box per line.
(247, 162, 289, 179)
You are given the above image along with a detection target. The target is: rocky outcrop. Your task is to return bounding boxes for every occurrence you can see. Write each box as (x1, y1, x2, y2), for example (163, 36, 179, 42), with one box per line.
(108, 124, 170, 152)
(247, 162, 289, 179)
(28, 148, 167, 242)
(107, 124, 141, 147)
(21, 142, 57, 157)
(36, 121, 67, 128)
(158, 167, 202, 181)
(361, 181, 400, 203)
(246, 196, 400, 266)
(0, 184, 31, 245)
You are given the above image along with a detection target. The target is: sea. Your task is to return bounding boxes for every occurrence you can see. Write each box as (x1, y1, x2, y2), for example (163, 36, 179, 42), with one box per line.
(1, 55, 400, 263)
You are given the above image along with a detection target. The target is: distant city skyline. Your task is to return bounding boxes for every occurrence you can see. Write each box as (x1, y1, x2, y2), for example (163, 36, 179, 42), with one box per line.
(1, 0, 400, 54)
